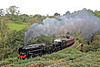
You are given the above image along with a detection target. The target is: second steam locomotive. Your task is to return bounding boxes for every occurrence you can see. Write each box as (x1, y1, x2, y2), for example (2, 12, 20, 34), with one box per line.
(18, 35, 75, 59)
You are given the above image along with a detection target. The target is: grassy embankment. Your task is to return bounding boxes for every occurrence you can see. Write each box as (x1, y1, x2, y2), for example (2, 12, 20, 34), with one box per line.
(0, 48, 99, 67)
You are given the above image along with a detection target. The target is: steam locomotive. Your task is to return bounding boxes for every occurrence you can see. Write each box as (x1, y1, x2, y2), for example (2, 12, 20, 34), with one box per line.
(18, 35, 75, 59)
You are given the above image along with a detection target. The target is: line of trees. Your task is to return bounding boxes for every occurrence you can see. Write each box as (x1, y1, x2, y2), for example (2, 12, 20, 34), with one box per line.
(0, 5, 47, 24)
(54, 8, 100, 18)
(1, 6, 100, 24)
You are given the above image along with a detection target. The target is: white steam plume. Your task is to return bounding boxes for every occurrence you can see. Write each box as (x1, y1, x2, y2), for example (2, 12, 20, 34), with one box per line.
(24, 9, 100, 45)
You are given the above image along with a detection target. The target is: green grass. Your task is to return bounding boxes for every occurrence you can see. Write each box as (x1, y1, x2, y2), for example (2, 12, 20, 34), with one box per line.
(7, 23, 26, 31)
(0, 57, 18, 66)
(5, 48, 84, 67)
(1, 46, 100, 67)
(59, 50, 100, 67)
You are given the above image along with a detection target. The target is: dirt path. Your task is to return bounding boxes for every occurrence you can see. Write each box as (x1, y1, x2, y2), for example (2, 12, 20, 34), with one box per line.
(0, 63, 12, 67)
(44, 62, 67, 67)
(45, 60, 73, 67)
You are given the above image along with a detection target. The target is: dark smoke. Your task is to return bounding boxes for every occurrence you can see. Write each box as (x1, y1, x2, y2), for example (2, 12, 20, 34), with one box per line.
(24, 9, 100, 45)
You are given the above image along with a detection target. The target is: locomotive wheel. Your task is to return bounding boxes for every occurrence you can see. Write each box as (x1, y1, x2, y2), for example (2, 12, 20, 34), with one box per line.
(32, 54, 35, 57)
(55, 49, 57, 52)
(27, 55, 31, 59)
(60, 47, 62, 50)
(58, 47, 60, 50)
(51, 51, 52, 54)
(22, 58, 25, 60)
(39, 53, 42, 57)
(49, 50, 52, 54)
(56, 48, 58, 51)
(32, 56, 34, 58)
(58, 48, 59, 51)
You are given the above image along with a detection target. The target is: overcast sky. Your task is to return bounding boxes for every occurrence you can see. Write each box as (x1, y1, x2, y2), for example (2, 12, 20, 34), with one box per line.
(0, 0, 100, 15)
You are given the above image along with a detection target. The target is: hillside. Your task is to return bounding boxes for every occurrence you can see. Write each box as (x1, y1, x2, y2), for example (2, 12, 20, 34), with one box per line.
(0, 30, 100, 67)
(0, 25, 100, 67)
(0, 7, 100, 67)
(0, 48, 99, 67)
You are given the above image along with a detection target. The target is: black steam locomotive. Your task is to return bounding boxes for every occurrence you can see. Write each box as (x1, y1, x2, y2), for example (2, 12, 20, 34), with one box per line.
(18, 35, 75, 59)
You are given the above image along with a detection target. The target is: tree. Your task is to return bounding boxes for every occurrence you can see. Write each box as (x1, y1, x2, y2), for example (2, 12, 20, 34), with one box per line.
(65, 11, 70, 14)
(20, 14, 29, 23)
(0, 9, 4, 16)
(33, 14, 43, 24)
(63, 11, 70, 16)
(83, 8, 87, 10)
(16, 10, 20, 15)
(93, 10, 100, 18)
(0, 18, 9, 47)
(88, 9, 93, 13)
(6, 6, 19, 18)
(54, 12, 60, 16)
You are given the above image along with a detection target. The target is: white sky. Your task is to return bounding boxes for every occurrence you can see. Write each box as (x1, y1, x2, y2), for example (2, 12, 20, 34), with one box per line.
(0, 0, 100, 15)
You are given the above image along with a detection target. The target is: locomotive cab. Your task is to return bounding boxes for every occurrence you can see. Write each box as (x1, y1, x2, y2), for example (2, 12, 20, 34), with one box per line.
(54, 39, 62, 44)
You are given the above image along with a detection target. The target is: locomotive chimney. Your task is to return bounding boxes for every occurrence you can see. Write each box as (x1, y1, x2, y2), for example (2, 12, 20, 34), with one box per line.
(52, 34, 55, 43)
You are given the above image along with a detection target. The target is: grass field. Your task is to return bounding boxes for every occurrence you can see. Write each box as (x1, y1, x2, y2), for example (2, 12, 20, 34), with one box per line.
(0, 48, 83, 67)
(7, 23, 26, 31)
(1, 48, 99, 67)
